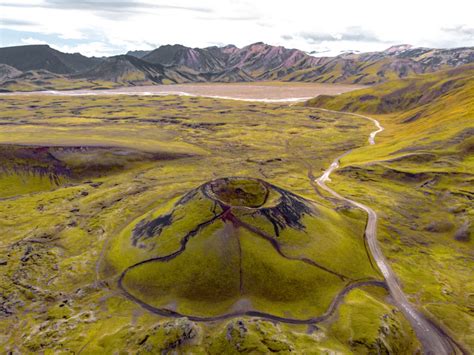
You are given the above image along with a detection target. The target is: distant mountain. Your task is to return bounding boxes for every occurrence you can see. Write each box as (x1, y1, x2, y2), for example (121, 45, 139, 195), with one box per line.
(226, 42, 322, 75)
(136, 43, 474, 85)
(142, 44, 227, 73)
(140, 42, 322, 76)
(282, 46, 474, 84)
(75, 55, 201, 85)
(126, 50, 151, 59)
(0, 45, 102, 74)
(1, 43, 473, 89)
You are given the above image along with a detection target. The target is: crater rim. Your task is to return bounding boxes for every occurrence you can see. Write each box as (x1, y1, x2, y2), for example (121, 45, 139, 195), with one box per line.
(203, 176, 272, 209)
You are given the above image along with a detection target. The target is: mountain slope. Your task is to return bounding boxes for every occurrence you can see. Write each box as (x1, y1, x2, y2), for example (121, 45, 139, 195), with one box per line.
(200, 67, 255, 82)
(0, 64, 22, 81)
(76, 55, 201, 84)
(279, 57, 423, 84)
(0, 45, 101, 74)
(204, 44, 239, 63)
(143, 44, 226, 73)
(304, 63, 474, 114)
(283, 47, 474, 84)
(0, 69, 118, 92)
(227, 42, 323, 76)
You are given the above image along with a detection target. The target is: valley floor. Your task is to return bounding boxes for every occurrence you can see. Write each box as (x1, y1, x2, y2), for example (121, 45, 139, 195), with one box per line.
(1, 82, 365, 102)
(0, 91, 471, 353)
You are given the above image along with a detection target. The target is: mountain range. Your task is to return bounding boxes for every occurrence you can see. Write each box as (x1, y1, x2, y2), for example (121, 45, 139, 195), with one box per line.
(0, 43, 473, 89)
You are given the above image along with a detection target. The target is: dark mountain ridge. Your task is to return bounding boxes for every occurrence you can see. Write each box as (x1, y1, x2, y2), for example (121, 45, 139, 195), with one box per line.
(0, 44, 102, 74)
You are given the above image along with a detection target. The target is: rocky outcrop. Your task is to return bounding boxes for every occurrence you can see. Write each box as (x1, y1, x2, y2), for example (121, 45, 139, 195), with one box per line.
(0, 63, 21, 81)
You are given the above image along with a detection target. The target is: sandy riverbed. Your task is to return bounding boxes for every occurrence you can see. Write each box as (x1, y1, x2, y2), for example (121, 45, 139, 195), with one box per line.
(2, 82, 365, 102)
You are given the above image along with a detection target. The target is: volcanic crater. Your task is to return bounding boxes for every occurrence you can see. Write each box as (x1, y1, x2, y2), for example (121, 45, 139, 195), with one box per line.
(105, 177, 383, 322)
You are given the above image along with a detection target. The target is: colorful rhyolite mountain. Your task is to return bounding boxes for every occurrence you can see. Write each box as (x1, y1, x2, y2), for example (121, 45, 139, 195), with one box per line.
(0, 42, 473, 87)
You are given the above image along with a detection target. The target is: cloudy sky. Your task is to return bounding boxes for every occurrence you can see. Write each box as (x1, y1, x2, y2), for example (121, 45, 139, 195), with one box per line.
(1, 0, 473, 57)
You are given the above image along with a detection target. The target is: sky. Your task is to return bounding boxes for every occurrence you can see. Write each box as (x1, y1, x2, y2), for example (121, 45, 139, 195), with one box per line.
(1, 0, 473, 57)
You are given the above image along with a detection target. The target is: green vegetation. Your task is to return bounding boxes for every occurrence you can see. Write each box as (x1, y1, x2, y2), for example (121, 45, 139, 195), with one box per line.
(0, 94, 420, 352)
(306, 63, 474, 350)
(329, 287, 418, 353)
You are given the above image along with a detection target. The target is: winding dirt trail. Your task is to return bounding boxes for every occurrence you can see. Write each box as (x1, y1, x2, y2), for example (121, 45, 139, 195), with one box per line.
(314, 109, 463, 355)
(119, 274, 385, 324)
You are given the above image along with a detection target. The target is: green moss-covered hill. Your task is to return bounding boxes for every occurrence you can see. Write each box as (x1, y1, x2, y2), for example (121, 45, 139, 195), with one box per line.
(105, 177, 381, 321)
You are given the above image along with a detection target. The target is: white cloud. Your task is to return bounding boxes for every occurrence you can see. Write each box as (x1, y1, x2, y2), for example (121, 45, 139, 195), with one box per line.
(20, 37, 49, 45)
(1, 0, 473, 56)
(17, 37, 114, 56)
(53, 42, 120, 57)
